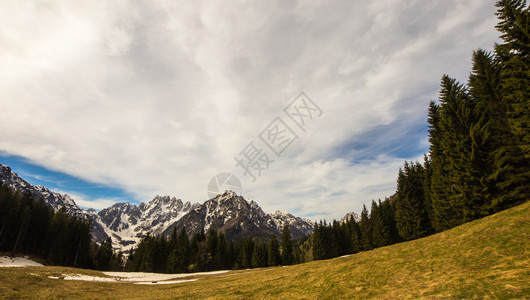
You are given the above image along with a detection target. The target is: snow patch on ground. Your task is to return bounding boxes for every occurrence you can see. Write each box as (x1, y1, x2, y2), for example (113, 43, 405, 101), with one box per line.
(104, 270, 229, 281)
(60, 274, 118, 282)
(45, 270, 230, 285)
(0, 255, 43, 267)
(134, 279, 198, 285)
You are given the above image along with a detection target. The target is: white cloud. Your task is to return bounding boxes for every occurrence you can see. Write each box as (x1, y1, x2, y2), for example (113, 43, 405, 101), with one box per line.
(0, 0, 500, 220)
(51, 189, 118, 210)
(74, 198, 120, 211)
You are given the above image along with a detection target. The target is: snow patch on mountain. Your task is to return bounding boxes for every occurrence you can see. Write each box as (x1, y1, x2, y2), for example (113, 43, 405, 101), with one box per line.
(0, 164, 81, 214)
(340, 211, 361, 223)
(94, 195, 199, 250)
(164, 191, 314, 240)
(1, 165, 314, 251)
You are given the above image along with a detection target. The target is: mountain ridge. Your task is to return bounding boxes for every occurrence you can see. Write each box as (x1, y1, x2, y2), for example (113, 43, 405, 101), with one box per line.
(162, 190, 314, 241)
(0, 164, 314, 250)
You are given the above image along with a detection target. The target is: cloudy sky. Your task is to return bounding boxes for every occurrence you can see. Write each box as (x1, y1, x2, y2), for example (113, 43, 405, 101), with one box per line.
(0, 0, 500, 220)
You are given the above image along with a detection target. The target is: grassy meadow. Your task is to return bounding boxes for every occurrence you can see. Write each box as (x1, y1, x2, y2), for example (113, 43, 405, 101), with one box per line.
(1, 200, 529, 299)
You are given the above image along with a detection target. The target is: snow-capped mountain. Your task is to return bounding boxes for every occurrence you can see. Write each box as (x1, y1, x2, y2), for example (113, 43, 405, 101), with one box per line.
(340, 211, 361, 223)
(0, 164, 111, 245)
(163, 191, 314, 240)
(269, 210, 315, 238)
(0, 164, 314, 250)
(0, 164, 81, 214)
(93, 196, 199, 250)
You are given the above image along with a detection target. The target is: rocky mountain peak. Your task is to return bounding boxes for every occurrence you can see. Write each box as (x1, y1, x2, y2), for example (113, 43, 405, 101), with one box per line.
(0, 163, 314, 250)
(341, 211, 360, 223)
(0, 164, 81, 213)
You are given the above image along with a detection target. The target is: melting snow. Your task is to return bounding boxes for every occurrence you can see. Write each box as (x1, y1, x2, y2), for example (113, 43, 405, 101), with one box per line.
(0, 255, 43, 267)
(134, 279, 198, 285)
(45, 270, 230, 285)
(103, 270, 229, 281)
(59, 274, 117, 282)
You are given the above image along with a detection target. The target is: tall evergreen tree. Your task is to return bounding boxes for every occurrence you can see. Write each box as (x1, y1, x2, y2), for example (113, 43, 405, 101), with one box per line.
(429, 76, 476, 230)
(225, 240, 236, 269)
(12, 204, 31, 256)
(215, 232, 227, 270)
(168, 227, 190, 273)
(422, 154, 435, 226)
(359, 204, 372, 250)
(281, 225, 294, 265)
(328, 221, 340, 258)
(468, 49, 529, 212)
(96, 237, 113, 270)
(268, 235, 280, 266)
(495, 0, 530, 160)
(206, 229, 218, 271)
(381, 198, 399, 245)
(240, 238, 254, 268)
(311, 222, 325, 260)
(347, 216, 362, 253)
(251, 242, 268, 268)
(370, 200, 385, 248)
(395, 162, 432, 240)
(46, 207, 70, 263)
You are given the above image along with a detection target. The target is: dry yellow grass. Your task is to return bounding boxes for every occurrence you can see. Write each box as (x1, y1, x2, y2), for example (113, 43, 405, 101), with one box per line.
(1, 201, 529, 299)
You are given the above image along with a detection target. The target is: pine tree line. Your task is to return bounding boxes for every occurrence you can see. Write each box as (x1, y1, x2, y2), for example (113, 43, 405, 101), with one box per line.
(427, 0, 528, 231)
(311, 199, 400, 260)
(0, 182, 126, 270)
(0, 182, 93, 268)
(311, 0, 528, 262)
(125, 224, 303, 273)
(399, 0, 528, 234)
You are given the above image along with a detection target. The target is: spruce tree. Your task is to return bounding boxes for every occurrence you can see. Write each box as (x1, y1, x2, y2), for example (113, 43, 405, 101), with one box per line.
(311, 222, 325, 260)
(422, 154, 434, 226)
(206, 229, 218, 270)
(241, 238, 254, 268)
(251, 242, 268, 268)
(495, 0, 530, 160)
(225, 240, 235, 269)
(215, 232, 227, 270)
(328, 221, 340, 258)
(429, 76, 475, 230)
(468, 49, 528, 212)
(370, 200, 385, 248)
(381, 198, 399, 244)
(395, 162, 432, 240)
(96, 237, 113, 270)
(359, 204, 372, 250)
(268, 235, 280, 266)
(168, 227, 190, 273)
(281, 225, 294, 265)
(348, 216, 362, 253)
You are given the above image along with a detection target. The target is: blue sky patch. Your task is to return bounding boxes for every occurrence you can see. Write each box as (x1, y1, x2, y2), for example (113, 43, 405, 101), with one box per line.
(0, 152, 136, 210)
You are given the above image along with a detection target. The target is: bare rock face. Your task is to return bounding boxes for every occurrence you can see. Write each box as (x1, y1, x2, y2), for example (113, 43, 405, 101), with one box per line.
(93, 195, 199, 250)
(163, 191, 314, 241)
(0, 164, 81, 213)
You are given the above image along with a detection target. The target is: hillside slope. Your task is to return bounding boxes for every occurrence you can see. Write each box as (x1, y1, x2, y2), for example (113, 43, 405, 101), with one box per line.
(1, 201, 529, 299)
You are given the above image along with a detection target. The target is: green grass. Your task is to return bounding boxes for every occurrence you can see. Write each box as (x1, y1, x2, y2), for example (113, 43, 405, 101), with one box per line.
(1, 201, 529, 299)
